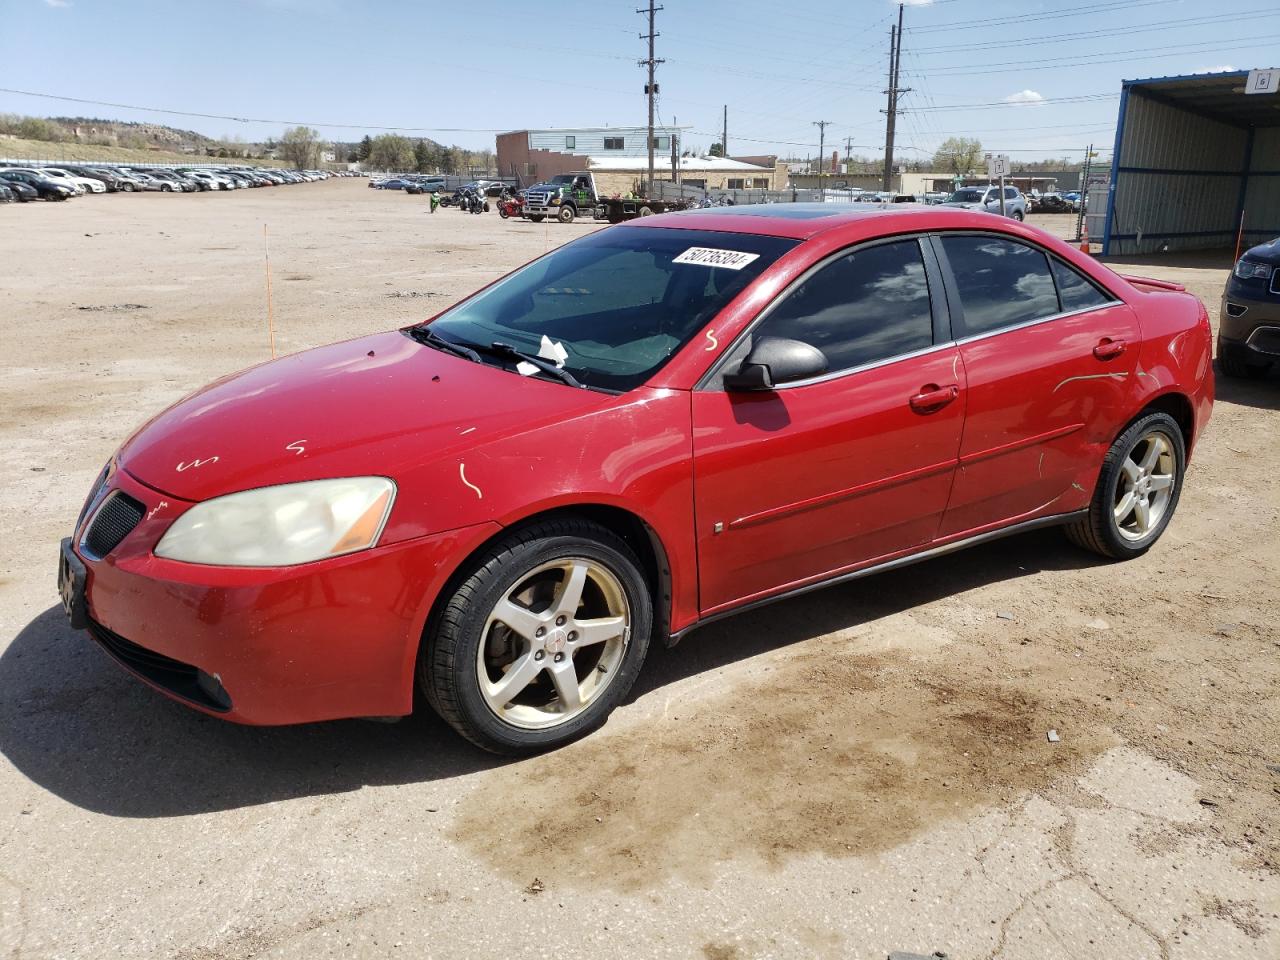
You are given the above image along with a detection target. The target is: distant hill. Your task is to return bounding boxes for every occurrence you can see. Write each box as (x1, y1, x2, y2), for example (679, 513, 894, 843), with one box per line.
(0, 114, 268, 158)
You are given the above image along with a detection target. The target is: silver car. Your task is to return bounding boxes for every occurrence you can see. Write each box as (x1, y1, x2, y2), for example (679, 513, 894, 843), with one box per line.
(942, 184, 1027, 221)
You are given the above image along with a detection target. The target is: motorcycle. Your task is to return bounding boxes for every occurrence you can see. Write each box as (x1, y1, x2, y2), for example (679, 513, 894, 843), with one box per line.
(497, 189, 524, 220)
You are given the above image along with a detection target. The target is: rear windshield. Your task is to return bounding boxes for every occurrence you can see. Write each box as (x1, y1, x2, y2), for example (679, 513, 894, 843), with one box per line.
(424, 226, 797, 392)
(948, 189, 984, 203)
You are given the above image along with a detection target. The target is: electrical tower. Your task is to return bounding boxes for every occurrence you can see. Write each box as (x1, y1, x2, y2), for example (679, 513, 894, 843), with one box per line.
(882, 3, 911, 192)
(638, 1, 665, 197)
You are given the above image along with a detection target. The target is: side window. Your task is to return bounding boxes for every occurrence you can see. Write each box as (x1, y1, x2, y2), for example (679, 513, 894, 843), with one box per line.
(1051, 258, 1111, 312)
(750, 239, 934, 374)
(941, 235, 1059, 336)
(1004, 187, 1018, 200)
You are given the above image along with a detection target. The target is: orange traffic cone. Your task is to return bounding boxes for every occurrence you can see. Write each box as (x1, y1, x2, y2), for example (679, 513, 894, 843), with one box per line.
(1079, 221, 1090, 254)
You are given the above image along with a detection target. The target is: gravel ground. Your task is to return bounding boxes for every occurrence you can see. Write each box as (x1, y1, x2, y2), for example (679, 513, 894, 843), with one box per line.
(1, 180, 1277, 959)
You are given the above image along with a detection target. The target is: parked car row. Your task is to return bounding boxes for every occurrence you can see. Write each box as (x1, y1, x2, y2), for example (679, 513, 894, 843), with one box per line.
(0, 163, 359, 203)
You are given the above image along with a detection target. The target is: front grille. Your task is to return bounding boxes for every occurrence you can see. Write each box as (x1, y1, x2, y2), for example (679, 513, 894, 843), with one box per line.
(89, 619, 231, 712)
(83, 492, 145, 559)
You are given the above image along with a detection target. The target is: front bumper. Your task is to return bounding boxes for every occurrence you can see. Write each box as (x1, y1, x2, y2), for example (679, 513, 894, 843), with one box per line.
(68, 468, 499, 725)
(1219, 289, 1280, 366)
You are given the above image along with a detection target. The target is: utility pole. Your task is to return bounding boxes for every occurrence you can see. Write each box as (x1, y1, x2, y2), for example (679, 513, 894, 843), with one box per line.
(722, 105, 728, 157)
(813, 120, 831, 199)
(882, 2, 910, 192)
(845, 136, 853, 177)
(638, 0, 665, 198)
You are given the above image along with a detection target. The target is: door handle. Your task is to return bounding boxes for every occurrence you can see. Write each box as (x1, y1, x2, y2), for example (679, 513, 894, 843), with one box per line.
(1093, 337, 1126, 360)
(909, 383, 959, 413)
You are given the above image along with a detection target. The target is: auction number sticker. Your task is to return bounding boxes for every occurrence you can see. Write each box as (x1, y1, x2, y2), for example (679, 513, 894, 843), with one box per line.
(673, 247, 760, 270)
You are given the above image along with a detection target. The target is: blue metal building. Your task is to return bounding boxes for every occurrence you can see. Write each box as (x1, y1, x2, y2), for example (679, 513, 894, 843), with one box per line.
(1103, 70, 1280, 256)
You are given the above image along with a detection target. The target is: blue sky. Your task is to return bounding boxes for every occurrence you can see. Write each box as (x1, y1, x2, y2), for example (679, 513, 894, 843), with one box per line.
(2, 0, 1277, 162)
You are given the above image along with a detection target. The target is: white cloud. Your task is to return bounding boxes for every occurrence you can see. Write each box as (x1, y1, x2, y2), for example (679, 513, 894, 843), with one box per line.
(1193, 65, 1237, 74)
(1004, 89, 1046, 106)
(42, 0, 72, 7)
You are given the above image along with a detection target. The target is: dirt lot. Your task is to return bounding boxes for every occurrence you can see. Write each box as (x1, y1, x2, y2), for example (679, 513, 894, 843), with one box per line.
(1, 180, 1277, 959)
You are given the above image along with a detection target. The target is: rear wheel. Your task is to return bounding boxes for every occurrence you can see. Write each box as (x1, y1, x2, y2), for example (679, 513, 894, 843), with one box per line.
(1065, 411, 1184, 559)
(499, 207, 510, 219)
(557, 205, 575, 224)
(638, 205, 653, 217)
(421, 518, 652, 755)
(1011, 209, 1025, 221)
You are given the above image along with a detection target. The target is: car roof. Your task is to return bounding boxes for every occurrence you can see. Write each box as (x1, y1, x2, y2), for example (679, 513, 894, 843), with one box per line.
(626, 203, 1017, 241)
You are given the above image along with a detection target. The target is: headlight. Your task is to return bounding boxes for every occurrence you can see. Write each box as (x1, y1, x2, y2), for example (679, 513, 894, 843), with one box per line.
(155, 477, 396, 567)
(1234, 259, 1271, 280)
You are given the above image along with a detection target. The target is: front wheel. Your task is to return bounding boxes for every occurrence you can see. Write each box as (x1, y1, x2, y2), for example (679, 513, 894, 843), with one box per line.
(421, 518, 653, 755)
(557, 205, 575, 223)
(1065, 411, 1185, 559)
(527, 214, 544, 223)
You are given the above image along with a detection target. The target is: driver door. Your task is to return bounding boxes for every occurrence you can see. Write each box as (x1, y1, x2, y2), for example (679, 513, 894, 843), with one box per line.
(691, 237, 966, 615)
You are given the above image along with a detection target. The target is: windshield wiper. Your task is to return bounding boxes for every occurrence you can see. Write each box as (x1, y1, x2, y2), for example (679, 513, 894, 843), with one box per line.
(484, 342, 582, 388)
(409, 326, 482, 363)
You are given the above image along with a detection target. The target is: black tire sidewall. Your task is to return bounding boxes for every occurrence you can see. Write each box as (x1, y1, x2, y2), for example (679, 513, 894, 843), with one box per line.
(1092, 412, 1185, 558)
(558, 205, 575, 223)
(427, 525, 653, 754)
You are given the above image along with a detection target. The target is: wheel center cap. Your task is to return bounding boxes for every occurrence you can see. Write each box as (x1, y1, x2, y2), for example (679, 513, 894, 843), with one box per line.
(544, 626, 568, 655)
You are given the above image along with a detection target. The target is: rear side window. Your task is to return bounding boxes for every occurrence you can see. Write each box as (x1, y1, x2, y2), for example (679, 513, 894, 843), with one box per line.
(941, 235, 1059, 336)
(1051, 259, 1111, 312)
(751, 239, 934, 374)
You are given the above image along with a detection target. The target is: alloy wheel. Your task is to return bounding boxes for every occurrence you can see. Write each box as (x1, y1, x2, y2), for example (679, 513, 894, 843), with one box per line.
(476, 558, 631, 730)
(1113, 430, 1176, 542)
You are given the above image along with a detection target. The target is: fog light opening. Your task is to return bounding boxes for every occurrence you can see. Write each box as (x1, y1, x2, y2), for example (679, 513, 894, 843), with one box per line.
(196, 671, 232, 711)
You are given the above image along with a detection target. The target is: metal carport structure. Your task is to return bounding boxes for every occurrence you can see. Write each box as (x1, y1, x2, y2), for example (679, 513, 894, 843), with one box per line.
(1103, 70, 1280, 256)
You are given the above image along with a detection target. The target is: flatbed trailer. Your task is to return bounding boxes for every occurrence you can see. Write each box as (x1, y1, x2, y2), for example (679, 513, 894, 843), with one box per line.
(593, 197, 689, 223)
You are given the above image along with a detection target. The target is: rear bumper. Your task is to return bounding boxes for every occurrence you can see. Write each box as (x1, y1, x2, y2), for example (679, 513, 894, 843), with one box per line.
(73, 471, 500, 724)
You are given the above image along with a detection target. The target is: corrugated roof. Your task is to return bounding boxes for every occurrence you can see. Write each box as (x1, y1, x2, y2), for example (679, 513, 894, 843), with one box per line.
(1125, 69, 1280, 127)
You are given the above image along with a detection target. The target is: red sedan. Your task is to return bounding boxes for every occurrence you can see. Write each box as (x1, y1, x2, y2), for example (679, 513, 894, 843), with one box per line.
(58, 205, 1214, 753)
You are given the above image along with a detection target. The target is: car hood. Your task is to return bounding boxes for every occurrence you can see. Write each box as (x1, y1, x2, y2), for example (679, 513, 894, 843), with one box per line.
(942, 201, 984, 210)
(118, 330, 610, 503)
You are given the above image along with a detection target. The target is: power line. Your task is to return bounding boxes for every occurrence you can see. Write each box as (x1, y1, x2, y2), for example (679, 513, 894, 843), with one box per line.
(907, 0, 1180, 33)
(911, 7, 1277, 54)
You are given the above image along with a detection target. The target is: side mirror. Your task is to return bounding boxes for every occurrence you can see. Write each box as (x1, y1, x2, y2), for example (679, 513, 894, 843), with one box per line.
(723, 337, 828, 391)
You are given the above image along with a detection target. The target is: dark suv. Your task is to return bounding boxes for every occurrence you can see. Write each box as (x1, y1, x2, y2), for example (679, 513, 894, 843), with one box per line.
(1220, 238, 1280, 378)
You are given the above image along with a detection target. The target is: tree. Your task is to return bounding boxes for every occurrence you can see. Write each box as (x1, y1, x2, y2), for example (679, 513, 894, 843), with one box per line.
(933, 137, 983, 176)
(367, 134, 415, 172)
(413, 139, 431, 173)
(708, 142, 725, 158)
(357, 135, 373, 161)
(279, 126, 324, 169)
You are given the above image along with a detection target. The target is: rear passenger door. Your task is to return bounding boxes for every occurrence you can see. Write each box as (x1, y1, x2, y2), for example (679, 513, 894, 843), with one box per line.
(934, 233, 1139, 537)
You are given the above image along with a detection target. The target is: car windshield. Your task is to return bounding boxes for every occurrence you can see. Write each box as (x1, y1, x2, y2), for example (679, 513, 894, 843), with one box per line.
(423, 226, 797, 392)
(948, 189, 984, 203)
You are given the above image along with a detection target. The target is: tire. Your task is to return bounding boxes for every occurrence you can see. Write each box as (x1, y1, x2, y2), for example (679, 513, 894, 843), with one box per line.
(1219, 355, 1269, 379)
(499, 207, 510, 219)
(1012, 209, 1025, 221)
(527, 214, 544, 223)
(638, 205, 653, 217)
(1065, 411, 1185, 560)
(420, 517, 653, 755)
(557, 205, 575, 224)
(161, 183, 172, 193)
(123, 183, 135, 192)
